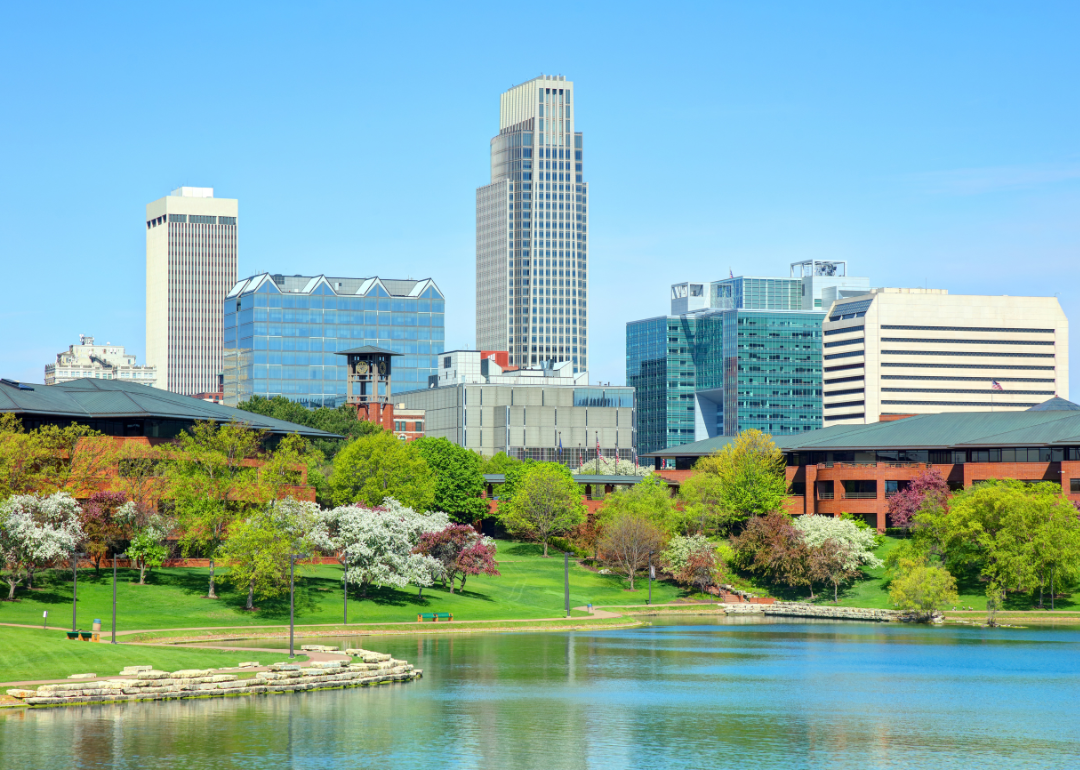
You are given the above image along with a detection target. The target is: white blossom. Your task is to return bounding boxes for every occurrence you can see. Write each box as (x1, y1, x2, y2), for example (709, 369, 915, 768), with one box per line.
(574, 457, 652, 476)
(793, 515, 884, 571)
(310, 497, 450, 591)
(0, 493, 84, 598)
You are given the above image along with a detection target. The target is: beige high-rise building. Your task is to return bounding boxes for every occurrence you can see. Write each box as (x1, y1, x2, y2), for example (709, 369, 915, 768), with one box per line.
(476, 75, 588, 373)
(145, 187, 238, 395)
(822, 288, 1069, 425)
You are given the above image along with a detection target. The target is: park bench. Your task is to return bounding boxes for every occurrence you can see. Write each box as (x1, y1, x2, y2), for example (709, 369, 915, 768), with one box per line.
(416, 613, 453, 622)
(65, 631, 99, 641)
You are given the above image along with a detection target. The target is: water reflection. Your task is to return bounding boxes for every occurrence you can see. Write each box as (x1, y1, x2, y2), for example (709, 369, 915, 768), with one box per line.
(4, 619, 1080, 769)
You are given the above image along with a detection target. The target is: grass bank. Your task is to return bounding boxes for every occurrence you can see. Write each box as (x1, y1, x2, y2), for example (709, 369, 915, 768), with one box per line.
(0, 540, 685, 633)
(0, 626, 302, 685)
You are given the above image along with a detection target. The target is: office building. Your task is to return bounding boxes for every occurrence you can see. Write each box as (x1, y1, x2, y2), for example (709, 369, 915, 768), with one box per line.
(628, 263, 871, 454)
(146, 187, 238, 396)
(45, 335, 157, 388)
(476, 75, 588, 372)
(645, 396, 1080, 530)
(222, 273, 445, 408)
(823, 289, 1070, 425)
(397, 350, 632, 465)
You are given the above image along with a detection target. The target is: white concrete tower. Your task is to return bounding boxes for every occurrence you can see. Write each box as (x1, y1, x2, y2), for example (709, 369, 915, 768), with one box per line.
(145, 187, 238, 395)
(476, 75, 588, 372)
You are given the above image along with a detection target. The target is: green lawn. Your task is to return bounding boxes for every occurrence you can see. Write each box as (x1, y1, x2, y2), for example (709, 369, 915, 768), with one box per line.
(0, 626, 302, 684)
(0, 541, 688, 633)
(737, 535, 1078, 611)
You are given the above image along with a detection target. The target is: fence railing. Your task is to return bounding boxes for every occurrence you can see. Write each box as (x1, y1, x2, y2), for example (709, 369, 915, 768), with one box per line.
(842, 491, 878, 500)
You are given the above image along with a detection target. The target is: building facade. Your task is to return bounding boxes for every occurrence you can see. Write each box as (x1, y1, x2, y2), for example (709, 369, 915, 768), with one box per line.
(476, 75, 588, 372)
(627, 263, 870, 454)
(823, 289, 1070, 425)
(222, 274, 445, 408)
(645, 397, 1080, 530)
(146, 187, 238, 396)
(397, 350, 632, 465)
(45, 335, 157, 388)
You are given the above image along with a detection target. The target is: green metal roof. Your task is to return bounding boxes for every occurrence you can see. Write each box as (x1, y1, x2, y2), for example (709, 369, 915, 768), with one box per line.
(645, 398, 1080, 457)
(0, 379, 339, 438)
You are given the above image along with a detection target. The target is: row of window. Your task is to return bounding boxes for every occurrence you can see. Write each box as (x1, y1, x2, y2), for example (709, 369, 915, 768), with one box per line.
(881, 337, 1054, 346)
(824, 325, 864, 336)
(881, 325, 1054, 334)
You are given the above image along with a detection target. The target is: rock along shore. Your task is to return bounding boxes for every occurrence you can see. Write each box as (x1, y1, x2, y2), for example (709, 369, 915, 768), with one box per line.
(724, 602, 898, 622)
(6, 648, 420, 709)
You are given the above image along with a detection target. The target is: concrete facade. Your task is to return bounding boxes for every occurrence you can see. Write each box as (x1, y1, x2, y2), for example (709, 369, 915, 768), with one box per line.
(146, 187, 238, 396)
(823, 289, 1070, 425)
(45, 335, 157, 388)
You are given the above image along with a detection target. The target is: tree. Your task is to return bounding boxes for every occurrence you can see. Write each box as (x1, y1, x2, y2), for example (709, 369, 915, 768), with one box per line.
(481, 452, 521, 475)
(597, 474, 678, 535)
(236, 395, 383, 460)
(597, 513, 665, 590)
(662, 534, 724, 595)
(80, 491, 129, 572)
(219, 498, 317, 611)
(914, 479, 1080, 617)
(806, 538, 856, 602)
(887, 468, 950, 530)
(888, 557, 958, 619)
(169, 420, 267, 599)
(311, 498, 448, 597)
(495, 459, 536, 504)
(499, 463, 586, 556)
(792, 515, 883, 572)
(676, 471, 725, 535)
(414, 437, 488, 521)
(124, 511, 173, 586)
(576, 456, 652, 476)
(730, 511, 811, 593)
(328, 432, 435, 511)
(0, 416, 116, 500)
(0, 493, 83, 600)
(414, 524, 500, 594)
(692, 430, 789, 527)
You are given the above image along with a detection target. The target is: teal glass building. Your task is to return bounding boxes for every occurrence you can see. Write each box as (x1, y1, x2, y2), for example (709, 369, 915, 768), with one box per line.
(222, 274, 445, 408)
(627, 276, 828, 455)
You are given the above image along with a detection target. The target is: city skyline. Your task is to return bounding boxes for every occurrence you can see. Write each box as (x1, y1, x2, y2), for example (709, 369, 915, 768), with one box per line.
(2, 3, 1078, 393)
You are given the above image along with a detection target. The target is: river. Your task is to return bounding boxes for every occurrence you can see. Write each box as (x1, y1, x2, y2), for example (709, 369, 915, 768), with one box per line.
(3, 617, 1079, 769)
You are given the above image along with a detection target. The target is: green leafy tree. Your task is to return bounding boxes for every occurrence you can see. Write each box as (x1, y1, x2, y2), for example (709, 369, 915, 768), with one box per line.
(676, 471, 725, 535)
(328, 431, 435, 511)
(499, 463, 585, 556)
(125, 514, 173, 586)
(692, 430, 789, 527)
(169, 421, 268, 599)
(236, 395, 382, 460)
(414, 437, 488, 521)
(219, 499, 316, 611)
(598, 474, 678, 534)
(496, 459, 537, 505)
(888, 557, 959, 619)
(481, 452, 522, 475)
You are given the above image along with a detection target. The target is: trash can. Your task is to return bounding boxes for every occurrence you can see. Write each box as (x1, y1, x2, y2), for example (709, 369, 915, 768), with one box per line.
(587, 604, 593, 615)
(92, 619, 102, 633)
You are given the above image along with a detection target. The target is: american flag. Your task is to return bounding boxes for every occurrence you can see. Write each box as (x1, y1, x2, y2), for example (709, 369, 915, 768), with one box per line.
(596, 435, 601, 460)
(614, 445, 620, 461)
(991, 380, 1004, 391)
(729, 268, 734, 279)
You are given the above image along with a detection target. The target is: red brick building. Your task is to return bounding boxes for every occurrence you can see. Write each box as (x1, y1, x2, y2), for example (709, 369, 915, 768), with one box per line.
(644, 397, 1080, 530)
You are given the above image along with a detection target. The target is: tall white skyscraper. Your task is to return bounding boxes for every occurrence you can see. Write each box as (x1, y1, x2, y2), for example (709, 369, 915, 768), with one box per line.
(476, 75, 588, 371)
(145, 187, 238, 395)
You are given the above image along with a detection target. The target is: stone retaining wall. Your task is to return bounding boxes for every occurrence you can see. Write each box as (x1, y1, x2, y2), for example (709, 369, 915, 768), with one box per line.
(6, 649, 420, 709)
(724, 602, 898, 622)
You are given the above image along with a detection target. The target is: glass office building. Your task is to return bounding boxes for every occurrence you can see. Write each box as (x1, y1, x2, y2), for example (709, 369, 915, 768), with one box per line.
(223, 274, 445, 408)
(627, 279, 827, 454)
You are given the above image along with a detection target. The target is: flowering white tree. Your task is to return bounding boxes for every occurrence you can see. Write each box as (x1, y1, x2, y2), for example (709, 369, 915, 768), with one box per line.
(311, 498, 449, 596)
(0, 492, 84, 600)
(575, 457, 652, 476)
(793, 515, 883, 571)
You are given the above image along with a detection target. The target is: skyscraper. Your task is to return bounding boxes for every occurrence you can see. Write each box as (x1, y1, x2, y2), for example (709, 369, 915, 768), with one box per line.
(146, 187, 238, 395)
(476, 75, 588, 372)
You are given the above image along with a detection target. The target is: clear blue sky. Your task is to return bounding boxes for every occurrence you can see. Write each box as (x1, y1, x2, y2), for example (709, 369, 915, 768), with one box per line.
(2, 2, 1078, 392)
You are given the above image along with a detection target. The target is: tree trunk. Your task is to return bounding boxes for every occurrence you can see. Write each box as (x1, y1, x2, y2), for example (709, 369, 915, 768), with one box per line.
(26, 568, 34, 590)
(246, 580, 255, 611)
(833, 581, 839, 603)
(543, 540, 549, 557)
(460, 574, 467, 592)
(6, 578, 16, 600)
(418, 586, 423, 598)
(139, 559, 148, 586)
(208, 558, 217, 599)
(448, 573, 455, 594)
(628, 571, 635, 591)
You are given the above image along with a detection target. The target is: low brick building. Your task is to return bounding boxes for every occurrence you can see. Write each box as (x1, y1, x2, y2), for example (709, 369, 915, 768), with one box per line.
(644, 396, 1080, 530)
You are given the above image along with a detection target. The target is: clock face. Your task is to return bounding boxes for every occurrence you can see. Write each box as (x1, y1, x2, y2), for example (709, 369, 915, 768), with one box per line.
(378, 361, 387, 375)
(356, 361, 369, 374)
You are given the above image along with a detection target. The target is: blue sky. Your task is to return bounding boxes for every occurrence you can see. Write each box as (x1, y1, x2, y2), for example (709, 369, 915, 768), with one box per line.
(2, 1, 1078, 392)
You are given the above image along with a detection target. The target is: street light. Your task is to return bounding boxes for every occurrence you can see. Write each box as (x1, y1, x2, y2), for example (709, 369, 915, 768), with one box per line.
(342, 548, 349, 626)
(647, 550, 653, 606)
(289, 552, 308, 658)
(112, 551, 128, 644)
(71, 549, 86, 632)
(564, 550, 570, 618)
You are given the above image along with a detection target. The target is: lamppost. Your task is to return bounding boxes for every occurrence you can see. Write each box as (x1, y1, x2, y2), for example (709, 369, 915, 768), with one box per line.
(564, 551, 570, 618)
(71, 549, 86, 632)
(289, 552, 307, 658)
(647, 550, 653, 606)
(111, 551, 128, 644)
(342, 548, 349, 626)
